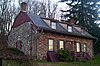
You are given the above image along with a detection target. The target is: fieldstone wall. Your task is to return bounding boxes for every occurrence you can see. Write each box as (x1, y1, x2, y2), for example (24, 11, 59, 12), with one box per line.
(8, 22, 37, 57)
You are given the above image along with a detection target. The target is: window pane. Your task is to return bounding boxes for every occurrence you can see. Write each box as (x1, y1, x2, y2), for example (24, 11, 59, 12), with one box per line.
(60, 41, 64, 49)
(68, 26, 72, 32)
(83, 44, 86, 52)
(49, 39, 53, 51)
(76, 43, 80, 52)
(51, 22, 56, 29)
(16, 41, 22, 50)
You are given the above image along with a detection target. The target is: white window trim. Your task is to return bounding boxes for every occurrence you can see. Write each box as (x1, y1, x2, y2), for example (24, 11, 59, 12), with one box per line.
(51, 22, 56, 29)
(76, 43, 81, 52)
(49, 39, 54, 51)
(83, 44, 87, 52)
(68, 26, 72, 32)
(59, 41, 64, 49)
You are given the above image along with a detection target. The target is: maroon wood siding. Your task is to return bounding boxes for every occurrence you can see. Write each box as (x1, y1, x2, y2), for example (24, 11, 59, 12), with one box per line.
(12, 12, 30, 28)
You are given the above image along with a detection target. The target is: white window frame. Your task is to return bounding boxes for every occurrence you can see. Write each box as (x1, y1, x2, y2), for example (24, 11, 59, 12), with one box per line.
(68, 26, 72, 32)
(59, 41, 64, 49)
(83, 44, 87, 52)
(49, 39, 54, 51)
(51, 22, 56, 29)
(76, 43, 81, 52)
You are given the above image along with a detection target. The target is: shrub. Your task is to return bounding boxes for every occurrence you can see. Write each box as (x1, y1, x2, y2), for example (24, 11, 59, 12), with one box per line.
(3, 48, 24, 55)
(57, 49, 72, 62)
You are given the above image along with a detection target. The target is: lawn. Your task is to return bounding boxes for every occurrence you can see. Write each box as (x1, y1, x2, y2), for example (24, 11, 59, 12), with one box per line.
(2, 55, 100, 66)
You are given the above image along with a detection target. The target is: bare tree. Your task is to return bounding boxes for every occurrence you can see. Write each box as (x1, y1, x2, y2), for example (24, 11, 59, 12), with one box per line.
(0, 0, 58, 34)
(27, 1, 42, 15)
(0, 0, 8, 33)
(0, 0, 19, 34)
(38, 2, 47, 17)
(47, 0, 58, 18)
(18, 0, 58, 18)
(0, 0, 9, 49)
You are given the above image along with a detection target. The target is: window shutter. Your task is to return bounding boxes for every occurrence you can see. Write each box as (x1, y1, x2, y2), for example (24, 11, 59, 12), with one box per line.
(57, 40, 59, 50)
(16, 42, 17, 48)
(64, 41, 65, 50)
(20, 41, 22, 50)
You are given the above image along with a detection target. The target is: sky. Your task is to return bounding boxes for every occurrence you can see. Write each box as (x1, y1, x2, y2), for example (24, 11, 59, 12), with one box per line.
(11, 0, 67, 19)
(11, 0, 67, 13)
(12, 0, 100, 23)
(13, 0, 67, 10)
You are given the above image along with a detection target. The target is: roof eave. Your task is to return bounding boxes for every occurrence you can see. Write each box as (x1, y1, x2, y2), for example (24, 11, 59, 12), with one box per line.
(38, 28, 95, 40)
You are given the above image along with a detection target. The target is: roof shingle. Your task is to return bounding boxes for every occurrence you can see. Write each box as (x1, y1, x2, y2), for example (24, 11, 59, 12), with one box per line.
(27, 13, 94, 39)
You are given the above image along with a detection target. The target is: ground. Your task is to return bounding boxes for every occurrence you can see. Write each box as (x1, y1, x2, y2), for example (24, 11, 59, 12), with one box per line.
(2, 55, 100, 66)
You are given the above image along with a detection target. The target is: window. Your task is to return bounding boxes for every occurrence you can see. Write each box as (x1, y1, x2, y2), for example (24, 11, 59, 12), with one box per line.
(51, 22, 56, 29)
(59, 41, 64, 49)
(49, 39, 54, 51)
(16, 40, 22, 50)
(83, 44, 87, 52)
(76, 43, 81, 52)
(81, 29, 86, 35)
(66, 41, 73, 51)
(68, 26, 72, 32)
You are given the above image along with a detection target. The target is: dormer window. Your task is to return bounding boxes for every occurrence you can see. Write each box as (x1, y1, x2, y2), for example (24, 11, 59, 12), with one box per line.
(81, 29, 86, 35)
(51, 22, 56, 29)
(68, 26, 72, 32)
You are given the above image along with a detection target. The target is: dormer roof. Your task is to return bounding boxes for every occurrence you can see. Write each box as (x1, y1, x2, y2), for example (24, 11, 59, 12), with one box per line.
(12, 12, 94, 39)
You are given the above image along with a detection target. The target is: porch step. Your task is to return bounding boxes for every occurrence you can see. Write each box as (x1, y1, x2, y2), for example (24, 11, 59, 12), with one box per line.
(47, 51, 59, 62)
(85, 53, 92, 60)
(71, 52, 87, 61)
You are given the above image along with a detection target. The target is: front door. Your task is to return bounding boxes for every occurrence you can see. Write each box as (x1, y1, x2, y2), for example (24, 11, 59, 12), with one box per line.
(65, 41, 73, 51)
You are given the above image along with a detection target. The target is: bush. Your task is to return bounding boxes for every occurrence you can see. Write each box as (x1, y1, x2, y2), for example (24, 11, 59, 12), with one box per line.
(3, 48, 24, 55)
(57, 49, 72, 62)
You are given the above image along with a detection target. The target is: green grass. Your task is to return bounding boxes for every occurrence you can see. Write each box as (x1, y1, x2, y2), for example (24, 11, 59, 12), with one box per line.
(2, 55, 100, 66)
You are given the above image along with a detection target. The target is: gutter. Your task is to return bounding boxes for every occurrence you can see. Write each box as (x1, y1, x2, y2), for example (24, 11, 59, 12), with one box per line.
(39, 28, 94, 39)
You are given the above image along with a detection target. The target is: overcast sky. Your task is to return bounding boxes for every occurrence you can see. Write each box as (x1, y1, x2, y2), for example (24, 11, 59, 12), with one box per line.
(14, 0, 66, 9)
(10, 0, 100, 24)
(14, 0, 60, 5)
(12, 0, 67, 19)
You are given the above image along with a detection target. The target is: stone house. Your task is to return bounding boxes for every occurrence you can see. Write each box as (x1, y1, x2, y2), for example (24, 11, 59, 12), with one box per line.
(8, 2, 94, 61)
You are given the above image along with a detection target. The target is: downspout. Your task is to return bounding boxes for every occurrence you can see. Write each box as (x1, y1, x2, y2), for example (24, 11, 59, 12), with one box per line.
(31, 23, 38, 61)
(93, 37, 98, 46)
(30, 23, 32, 56)
(36, 29, 38, 61)
(36, 28, 43, 61)
(93, 37, 98, 56)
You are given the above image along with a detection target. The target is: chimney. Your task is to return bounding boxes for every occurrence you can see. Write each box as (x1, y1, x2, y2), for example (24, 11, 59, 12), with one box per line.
(69, 18, 76, 25)
(21, 2, 27, 12)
